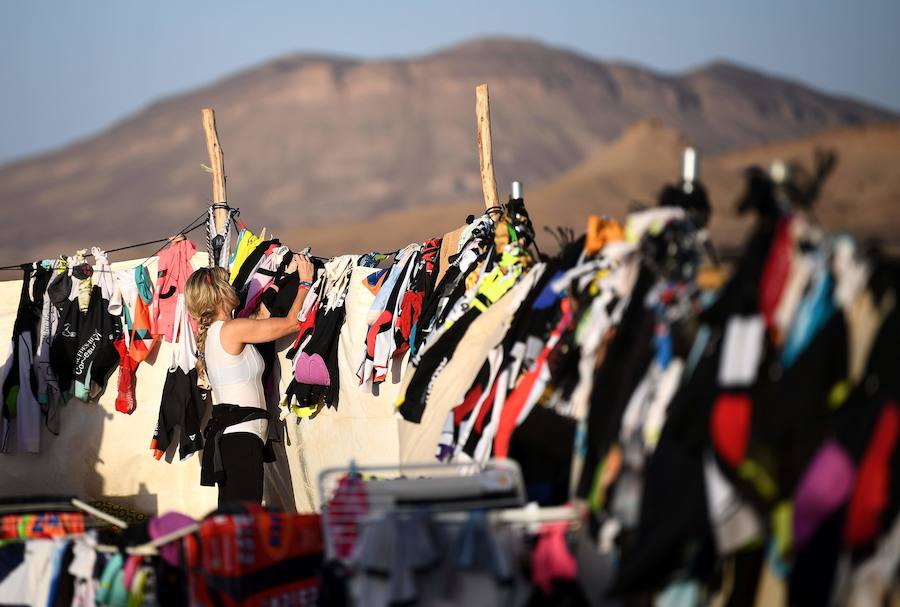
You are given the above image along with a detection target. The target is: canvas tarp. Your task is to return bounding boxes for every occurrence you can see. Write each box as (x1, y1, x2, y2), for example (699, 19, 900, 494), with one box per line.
(0, 252, 406, 517)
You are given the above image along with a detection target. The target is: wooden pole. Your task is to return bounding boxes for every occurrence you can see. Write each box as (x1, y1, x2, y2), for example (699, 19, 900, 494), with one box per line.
(475, 84, 500, 216)
(201, 108, 228, 233)
(475, 84, 509, 249)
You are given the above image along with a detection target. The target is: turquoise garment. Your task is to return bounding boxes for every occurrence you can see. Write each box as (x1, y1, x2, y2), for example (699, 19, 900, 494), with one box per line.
(685, 324, 711, 379)
(96, 552, 123, 606)
(227, 228, 246, 267)
(781, 268, 835, 368)
(135, 266, 153, 305)
(656, 580, 700, 607)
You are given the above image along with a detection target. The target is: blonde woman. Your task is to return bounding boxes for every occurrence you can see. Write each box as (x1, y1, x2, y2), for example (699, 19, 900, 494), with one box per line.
(185, 254, 314, 505)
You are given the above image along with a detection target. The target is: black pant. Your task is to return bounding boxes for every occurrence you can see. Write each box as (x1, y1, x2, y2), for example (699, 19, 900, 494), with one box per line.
(217, 432, 264, 507)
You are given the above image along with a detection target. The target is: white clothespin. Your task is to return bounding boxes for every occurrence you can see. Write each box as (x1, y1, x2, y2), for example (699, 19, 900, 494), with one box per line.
(682, 147, 699, 194)
(511, 180, 523, 200)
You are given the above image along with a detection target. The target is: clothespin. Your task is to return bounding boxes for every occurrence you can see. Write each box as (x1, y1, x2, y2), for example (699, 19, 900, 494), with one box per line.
(260, 227, 268, 240)
(682, 147, 699, 194)
(770, 159, 788, 183)
(168, 233, 186, 245)
(510, 181, 523, 201)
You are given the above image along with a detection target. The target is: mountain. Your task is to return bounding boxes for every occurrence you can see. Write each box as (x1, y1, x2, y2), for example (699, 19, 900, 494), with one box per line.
(521, 119, 900, 253)
(0, 37, 894, 265)
(713, 122, 900, 249)
(282, 120, 900, 255)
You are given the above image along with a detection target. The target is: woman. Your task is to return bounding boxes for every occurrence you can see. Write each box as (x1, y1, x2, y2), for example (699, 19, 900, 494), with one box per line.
(185, 254, 315, 505)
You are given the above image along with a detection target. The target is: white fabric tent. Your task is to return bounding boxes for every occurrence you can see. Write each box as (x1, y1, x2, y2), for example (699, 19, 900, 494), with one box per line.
(0, 252, 405, 518)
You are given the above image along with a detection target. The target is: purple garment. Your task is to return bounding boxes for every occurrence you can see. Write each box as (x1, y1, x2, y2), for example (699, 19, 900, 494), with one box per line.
(295, 352, 331, 386)
(149, 512, 197, 566)
(793, 440, 855, 548)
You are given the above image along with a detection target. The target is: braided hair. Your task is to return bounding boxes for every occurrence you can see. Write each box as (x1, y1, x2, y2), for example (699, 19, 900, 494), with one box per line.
(184, 266, 239, 387)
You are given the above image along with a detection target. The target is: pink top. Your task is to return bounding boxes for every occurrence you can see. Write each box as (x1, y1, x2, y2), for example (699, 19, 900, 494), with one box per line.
(154, 239, 197, 342)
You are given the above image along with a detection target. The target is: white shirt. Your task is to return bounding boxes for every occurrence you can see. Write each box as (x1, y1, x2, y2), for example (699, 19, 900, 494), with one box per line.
(205, 320, 268, 442)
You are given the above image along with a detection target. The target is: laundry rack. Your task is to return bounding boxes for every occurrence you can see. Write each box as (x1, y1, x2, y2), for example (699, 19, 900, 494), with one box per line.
(318, 459, 577, 560)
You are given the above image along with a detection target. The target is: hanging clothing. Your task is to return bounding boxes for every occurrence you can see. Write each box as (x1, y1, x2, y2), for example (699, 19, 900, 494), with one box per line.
(206, 205, 237, 269)
(110, 265, 157, 415)
(0, 267, 45, 453)
(237, 245, 291, 318)
(47, 252, 123, 406)
(154, 239, 197, 343)
(117, 266, 159, 363)
(150, 295, 208, 460)
(357, 245, 421, 388)
(228, 227, 263, 284)
(112, 337, 137, 415)
(413, 215, 495, 355)
(230, 238, 281, 295)
(284, 256, 355, 417)
(35, 268, 65, 434)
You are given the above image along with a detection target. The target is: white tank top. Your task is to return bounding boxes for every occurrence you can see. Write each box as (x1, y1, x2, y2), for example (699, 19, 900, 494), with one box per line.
(205, 320, 268, 442)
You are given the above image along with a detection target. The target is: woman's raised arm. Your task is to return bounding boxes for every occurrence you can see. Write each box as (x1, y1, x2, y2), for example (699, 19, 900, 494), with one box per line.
(220, 253, 315, 351)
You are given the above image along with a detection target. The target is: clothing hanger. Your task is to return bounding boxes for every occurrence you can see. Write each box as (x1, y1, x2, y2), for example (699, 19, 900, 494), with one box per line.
(121, 522, 201, 556)
(429, 503, 580, 533)
(71, 498, 128, 529)
(320, 459, 526, 510)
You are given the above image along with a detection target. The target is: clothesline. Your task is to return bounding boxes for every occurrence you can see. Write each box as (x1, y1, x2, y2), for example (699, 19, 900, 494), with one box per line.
(0, 208, 210, 271)
(0, 209, 398, 274)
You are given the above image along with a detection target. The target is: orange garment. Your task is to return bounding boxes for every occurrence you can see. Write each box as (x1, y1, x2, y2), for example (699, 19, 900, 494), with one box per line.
(129, 296, 159, 363)
(585, 216, 625, 255)
(0, 512, 85, 539)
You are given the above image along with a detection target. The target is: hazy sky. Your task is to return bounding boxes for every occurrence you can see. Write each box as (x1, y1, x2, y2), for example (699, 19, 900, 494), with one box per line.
(1, 1, 898, 165)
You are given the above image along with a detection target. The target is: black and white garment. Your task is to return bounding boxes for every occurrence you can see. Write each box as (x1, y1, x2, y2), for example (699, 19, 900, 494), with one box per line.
(206, 205, 239, 268)
(49, 284, 121, 403)
(151, 294, 208, 460)
(0, 266, 48, 453)
(283, 257, 355, 416)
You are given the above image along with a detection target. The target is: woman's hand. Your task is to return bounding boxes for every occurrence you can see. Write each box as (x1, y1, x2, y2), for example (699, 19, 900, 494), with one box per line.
(294, 253, 314, 283)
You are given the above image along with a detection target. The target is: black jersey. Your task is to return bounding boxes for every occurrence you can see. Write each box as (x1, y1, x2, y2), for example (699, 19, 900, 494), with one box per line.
(50, 285, 122, 401)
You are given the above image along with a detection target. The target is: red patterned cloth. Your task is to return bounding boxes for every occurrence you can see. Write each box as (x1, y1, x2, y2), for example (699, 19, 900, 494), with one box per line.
(184, 505, 323, 607)
(0, 512, 85, 539)
(326, 474, 369, 560)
